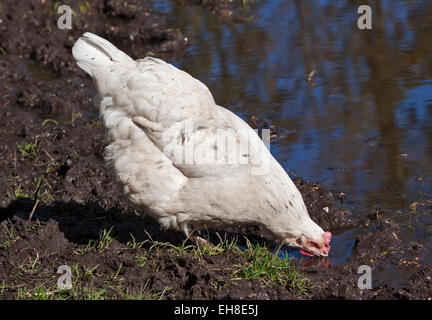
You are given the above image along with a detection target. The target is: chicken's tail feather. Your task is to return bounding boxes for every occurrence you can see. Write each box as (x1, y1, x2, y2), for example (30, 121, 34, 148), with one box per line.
(72, 32, 134, 77)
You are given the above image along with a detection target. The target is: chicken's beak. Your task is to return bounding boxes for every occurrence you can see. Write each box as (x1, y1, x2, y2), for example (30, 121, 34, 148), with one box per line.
(298, 231, 332, 257)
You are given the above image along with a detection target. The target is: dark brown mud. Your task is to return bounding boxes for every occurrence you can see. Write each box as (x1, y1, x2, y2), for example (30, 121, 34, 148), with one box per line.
(0, 0, 431, 300)
(182, 0, 256, 22)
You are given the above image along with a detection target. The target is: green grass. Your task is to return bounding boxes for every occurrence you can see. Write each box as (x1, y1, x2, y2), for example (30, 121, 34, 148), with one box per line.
(83, 265, 99, 278)
(75, 227, 115, 255)
(108, 284, 169, 300)
(82, 287, 106, 299)
(2, 227, 311, 299)
(197, 235, 238, 256)
(16, 256, 40, 276)
(17, 277, 167, 300)
(70, 112, 83, 125)
(113, 263, 123, 281)
(96, 227, 115, 252)
(16, 141, 37, 159)
(137, 255, 148, 268)
(6, 175, 52, 203)
(147, 233, 194, 257)
(126, 233, 146, 252)
(25, 222, 41, 233)
(42, 119, 58, 126)
(233, 239, 311, 294)
(146, 231, 239, 259)
(106, 263, 123, 282)
(1, 222, 19, 249)
(375, 250, 401, 258)
(146, 234, 310, 295)
(78, 1, 92, 14)
(0, 281, 8, 297)
(25, 285, 55, 300)
(6, 176, 30, 200)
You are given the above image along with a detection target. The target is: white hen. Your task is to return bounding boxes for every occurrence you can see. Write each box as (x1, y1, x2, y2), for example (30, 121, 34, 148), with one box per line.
(72, 33, 331, 257)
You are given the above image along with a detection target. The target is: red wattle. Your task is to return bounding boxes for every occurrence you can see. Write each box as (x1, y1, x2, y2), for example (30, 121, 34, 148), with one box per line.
(300, 249, 313, 256)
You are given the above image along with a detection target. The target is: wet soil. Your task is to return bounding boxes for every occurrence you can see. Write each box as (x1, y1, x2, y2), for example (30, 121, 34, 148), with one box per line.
(182, 0, 256, 22)
(0, 0, 431, 300)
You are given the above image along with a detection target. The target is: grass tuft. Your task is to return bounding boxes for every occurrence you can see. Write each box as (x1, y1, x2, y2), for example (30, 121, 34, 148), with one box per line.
(233, 239, 311, 294)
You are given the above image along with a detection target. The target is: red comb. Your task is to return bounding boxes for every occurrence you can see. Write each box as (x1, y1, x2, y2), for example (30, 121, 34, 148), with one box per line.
(323, 231, 332, 246)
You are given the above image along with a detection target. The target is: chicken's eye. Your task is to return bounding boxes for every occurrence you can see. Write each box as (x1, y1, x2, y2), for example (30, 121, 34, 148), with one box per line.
(308, 241, 319, 249)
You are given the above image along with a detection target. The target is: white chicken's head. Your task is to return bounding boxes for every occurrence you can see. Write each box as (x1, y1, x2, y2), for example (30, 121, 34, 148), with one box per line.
(283, 218, 331, 257)
(293, 230, 332, 257)
(268, 204, 332, 257)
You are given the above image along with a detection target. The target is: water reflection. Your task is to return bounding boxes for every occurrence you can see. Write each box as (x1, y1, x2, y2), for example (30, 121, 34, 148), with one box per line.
(155, 0, 432, 213)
